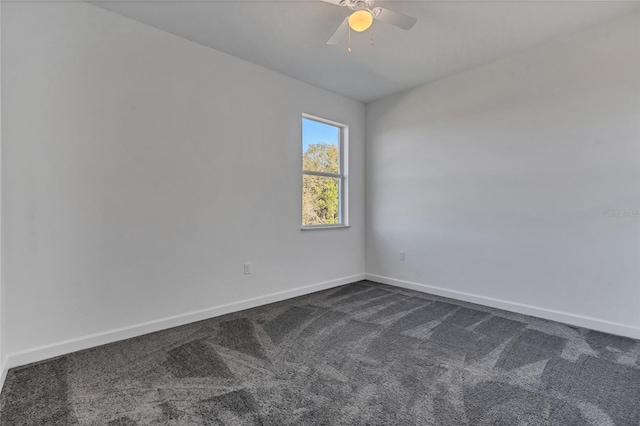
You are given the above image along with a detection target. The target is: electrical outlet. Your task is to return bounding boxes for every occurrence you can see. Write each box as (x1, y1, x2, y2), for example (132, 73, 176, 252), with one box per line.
(244, 263, 251, 275)
(399, 251, 405, 261)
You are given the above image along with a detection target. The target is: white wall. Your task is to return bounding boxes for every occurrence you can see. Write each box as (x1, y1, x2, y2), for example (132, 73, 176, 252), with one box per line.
(0, 0, 5, 385)
(2, 2, 365, 360)
(366, 13, 640, 338)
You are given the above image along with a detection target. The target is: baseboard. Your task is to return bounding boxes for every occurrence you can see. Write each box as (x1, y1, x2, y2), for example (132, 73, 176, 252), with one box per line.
(367, 274, 640, 339)
(6, 273, 366, 369)
(7, 272, 636, 371)
(0, 359, 7, 394)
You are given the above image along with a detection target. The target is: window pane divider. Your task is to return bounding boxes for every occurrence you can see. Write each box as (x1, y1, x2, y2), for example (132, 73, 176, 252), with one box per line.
(302, 170, 343, 178)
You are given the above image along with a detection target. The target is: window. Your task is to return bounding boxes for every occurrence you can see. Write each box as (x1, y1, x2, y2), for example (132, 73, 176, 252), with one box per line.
(302, 114, 348, 228)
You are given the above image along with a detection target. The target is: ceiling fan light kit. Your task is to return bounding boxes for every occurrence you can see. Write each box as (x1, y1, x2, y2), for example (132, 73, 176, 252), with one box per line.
(348, 10, 373, 32)
(324, 0, 417, 52)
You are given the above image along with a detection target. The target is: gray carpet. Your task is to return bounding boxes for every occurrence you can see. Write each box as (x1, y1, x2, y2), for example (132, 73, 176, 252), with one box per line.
(1, 280, 639, 425)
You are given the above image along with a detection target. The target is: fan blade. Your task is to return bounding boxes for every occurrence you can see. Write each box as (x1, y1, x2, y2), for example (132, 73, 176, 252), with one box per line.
(326, 16, 350, 45)
(372, 7, 417, 30)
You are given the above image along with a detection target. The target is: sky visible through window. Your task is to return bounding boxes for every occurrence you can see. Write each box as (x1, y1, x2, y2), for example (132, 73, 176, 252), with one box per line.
(302, 118, 339, 152)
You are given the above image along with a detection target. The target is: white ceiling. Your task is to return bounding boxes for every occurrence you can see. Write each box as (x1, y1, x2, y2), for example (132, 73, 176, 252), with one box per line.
(94, 1, 638, 103)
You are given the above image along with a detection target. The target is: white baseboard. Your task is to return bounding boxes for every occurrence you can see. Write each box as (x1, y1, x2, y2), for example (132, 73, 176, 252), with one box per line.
(6, 273, 366, 369)
(367, 274, 640, 339)
(0, 359, 7, 394)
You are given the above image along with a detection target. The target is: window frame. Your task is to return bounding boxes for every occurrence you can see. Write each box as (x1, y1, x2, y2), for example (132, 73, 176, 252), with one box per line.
(301, 113, 349, 230)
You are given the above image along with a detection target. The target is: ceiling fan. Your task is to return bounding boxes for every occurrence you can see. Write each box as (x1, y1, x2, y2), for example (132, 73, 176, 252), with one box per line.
(323, 0, 417, 48)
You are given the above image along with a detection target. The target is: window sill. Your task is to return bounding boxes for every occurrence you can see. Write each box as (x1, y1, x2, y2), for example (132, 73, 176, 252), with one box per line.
(301, 225, 351, 231)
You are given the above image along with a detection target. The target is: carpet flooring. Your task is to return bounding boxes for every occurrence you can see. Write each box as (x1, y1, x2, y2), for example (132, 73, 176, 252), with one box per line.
(1, 280, 639, 425)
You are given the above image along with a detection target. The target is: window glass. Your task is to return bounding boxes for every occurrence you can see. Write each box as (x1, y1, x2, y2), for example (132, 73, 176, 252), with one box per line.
(302, 116, 347, 228)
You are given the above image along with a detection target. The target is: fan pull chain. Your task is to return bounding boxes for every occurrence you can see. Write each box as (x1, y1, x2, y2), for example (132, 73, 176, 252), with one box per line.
(348, 26, 352, 52)
(370, 22, 374, 46)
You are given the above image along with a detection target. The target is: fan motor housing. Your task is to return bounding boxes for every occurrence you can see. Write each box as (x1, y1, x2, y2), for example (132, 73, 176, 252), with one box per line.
(340, 0, 375, 11)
